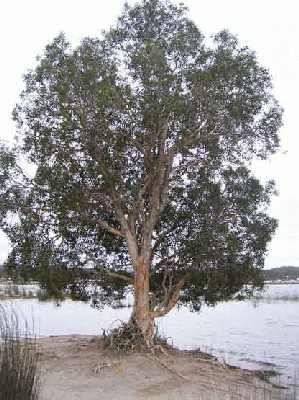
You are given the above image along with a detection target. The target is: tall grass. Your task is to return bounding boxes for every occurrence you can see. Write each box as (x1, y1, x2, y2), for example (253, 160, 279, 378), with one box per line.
(0, 305, 40, 400)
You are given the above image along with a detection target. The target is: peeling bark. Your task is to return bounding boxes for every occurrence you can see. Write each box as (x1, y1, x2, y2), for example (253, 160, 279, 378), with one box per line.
(131, 260, 154, 341)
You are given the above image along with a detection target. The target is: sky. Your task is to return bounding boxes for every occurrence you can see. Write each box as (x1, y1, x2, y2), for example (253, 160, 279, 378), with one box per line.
(0, 0, 298, 268)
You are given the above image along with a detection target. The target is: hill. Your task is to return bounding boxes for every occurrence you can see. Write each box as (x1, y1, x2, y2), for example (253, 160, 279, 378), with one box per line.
(264, 266, 299, 281)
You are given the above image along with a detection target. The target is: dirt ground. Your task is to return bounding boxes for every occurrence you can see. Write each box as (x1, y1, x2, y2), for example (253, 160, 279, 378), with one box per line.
(37, 335, 283, 400)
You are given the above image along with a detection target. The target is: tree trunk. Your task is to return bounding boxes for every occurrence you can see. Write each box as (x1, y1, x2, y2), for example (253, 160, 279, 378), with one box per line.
(131, 259, 154, 343)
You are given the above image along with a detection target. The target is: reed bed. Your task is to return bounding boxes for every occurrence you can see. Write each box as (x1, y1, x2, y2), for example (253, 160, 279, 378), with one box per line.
(0, 305, 40, 400)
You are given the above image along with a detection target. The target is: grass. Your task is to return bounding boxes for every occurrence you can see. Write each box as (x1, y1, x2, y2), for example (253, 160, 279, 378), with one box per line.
(0, 305, 40, 400)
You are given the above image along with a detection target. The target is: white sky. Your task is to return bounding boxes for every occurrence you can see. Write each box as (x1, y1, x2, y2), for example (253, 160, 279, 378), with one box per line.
(0, 0, 298, 268)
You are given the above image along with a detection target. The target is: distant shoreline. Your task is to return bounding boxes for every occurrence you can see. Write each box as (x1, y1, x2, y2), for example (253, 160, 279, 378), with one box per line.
(265, 281, 299, 285)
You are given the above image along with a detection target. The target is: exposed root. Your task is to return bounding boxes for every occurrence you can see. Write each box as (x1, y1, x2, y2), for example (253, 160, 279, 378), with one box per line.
(102, 320, 146, 352)
(102, 320, 171, 353)
(101, 320, 189, 381)
(145, 353, 191, 381)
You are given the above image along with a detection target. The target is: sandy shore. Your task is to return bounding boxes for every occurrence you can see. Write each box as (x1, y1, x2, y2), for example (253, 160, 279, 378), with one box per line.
(37, 335, 283, 400)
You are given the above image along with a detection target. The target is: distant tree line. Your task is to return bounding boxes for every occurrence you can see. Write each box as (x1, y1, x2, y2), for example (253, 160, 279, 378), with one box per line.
(264, 266, 299, 281)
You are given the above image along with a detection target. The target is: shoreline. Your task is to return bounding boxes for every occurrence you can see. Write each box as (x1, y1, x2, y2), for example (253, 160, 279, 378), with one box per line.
(37, 335, 285, 400)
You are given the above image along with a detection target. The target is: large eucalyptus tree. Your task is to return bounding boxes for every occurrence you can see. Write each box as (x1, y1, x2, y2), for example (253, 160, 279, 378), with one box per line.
(0, 0, 282, 341)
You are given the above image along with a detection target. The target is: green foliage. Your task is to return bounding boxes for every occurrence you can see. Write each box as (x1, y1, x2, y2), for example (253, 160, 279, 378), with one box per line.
(0, 0, 282, 310)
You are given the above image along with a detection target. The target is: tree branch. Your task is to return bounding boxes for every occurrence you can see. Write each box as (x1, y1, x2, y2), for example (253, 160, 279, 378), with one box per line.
(141, 121, 175, 259)
(109, 191, 139, 263)
(87, 258, 134, 284)
(105, 271, 134, 284)
(97, 220, 124, 238)
(153, 276, 186, 318)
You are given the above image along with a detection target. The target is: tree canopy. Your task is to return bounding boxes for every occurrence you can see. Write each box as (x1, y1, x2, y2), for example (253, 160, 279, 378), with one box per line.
(0, 0, 282, 337)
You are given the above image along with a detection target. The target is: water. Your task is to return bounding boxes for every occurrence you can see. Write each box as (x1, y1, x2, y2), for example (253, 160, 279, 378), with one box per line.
(1, 284, 299, 387)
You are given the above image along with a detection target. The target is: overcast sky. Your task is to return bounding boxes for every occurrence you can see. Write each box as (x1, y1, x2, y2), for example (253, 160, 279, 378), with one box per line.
(0, 0, 298, 268)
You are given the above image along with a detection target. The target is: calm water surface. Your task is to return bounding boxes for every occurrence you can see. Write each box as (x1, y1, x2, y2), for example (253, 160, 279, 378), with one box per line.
(1, 284, 299, 386)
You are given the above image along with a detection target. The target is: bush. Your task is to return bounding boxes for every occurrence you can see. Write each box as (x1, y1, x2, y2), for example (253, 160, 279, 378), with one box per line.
(0, 305, 40, 400)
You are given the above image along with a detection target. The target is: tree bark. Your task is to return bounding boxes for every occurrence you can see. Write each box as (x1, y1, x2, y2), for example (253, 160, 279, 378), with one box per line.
(131, 259, 154, 342)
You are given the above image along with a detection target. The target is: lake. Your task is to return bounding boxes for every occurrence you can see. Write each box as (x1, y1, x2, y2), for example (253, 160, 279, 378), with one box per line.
(1, 284, 299, 389)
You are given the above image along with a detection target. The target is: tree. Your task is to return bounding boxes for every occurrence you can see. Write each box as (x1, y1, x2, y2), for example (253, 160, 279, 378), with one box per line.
(0, 0, 282, 343)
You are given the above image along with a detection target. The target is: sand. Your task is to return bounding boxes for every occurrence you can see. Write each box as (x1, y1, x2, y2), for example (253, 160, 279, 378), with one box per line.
(37, 335, 282, 400)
